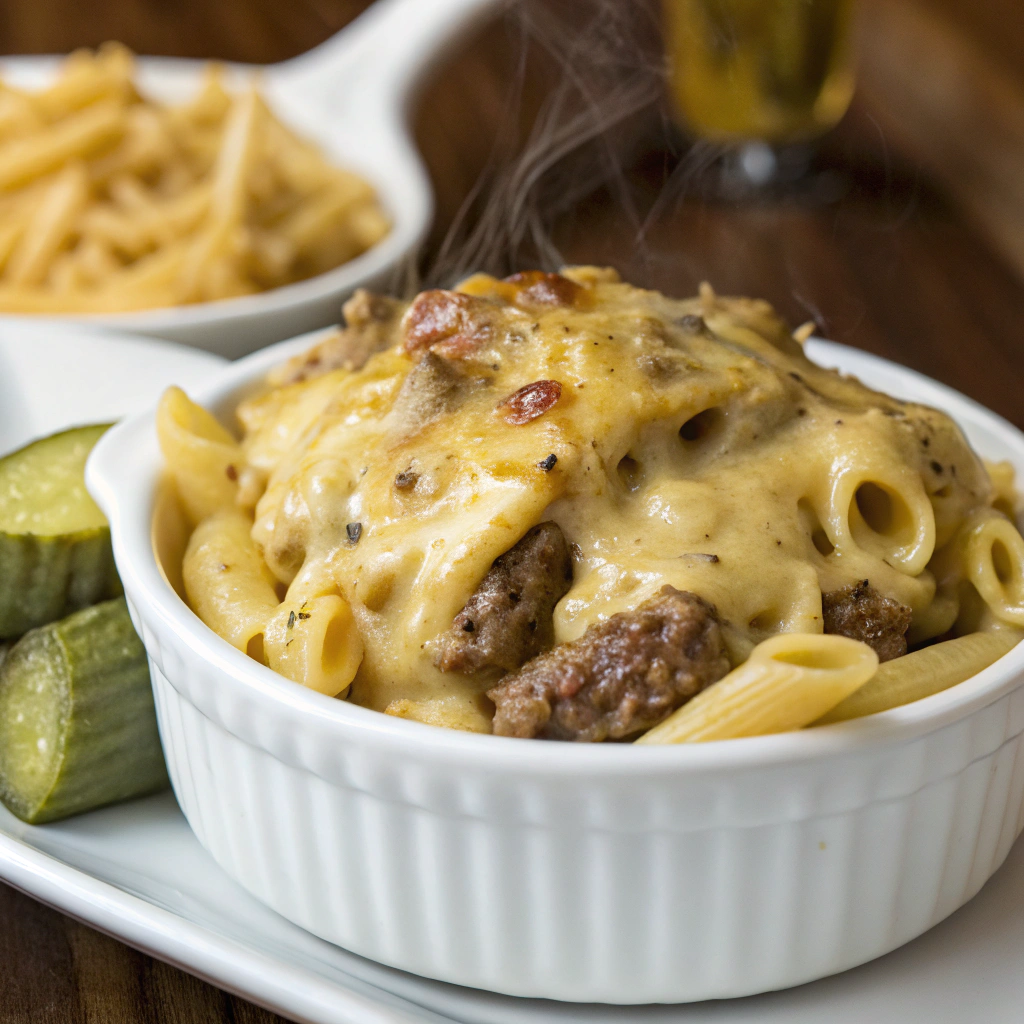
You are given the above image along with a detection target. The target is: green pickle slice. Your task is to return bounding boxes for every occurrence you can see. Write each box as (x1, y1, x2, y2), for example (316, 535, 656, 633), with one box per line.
(0, 424, 122, 639)
(0, 598, 169, 824)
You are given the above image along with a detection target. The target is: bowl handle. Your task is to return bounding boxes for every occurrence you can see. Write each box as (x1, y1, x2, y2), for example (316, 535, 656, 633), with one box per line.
(272, 0, 510, 122)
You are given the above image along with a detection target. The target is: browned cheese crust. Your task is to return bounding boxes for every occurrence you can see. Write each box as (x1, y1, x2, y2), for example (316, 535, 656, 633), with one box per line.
(822, 580, 912, 662)
(435, 522, 573, 674)
(487, 585, 730, 741)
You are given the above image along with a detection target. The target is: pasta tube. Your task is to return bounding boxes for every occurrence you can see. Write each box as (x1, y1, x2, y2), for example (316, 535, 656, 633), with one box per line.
(263, 594, 363, 698)
(637, 634, 878, 744)
(156, 386, 241, 524)
(961, 510, 1024, 627)
(182, 508, 280, 660)
(815, 630, 1022, 724)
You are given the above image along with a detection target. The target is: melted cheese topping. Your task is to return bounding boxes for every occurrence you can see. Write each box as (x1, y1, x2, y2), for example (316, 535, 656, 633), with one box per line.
(236, 267, 993, 727)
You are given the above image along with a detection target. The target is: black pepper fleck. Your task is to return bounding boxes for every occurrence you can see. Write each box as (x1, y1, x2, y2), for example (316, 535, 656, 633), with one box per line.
(538, 454, 558, 471)
(287, 610, 296, 629)
(394, 469, 418, 490)
(346, 522, 362, 544)
(930, 460, 943, 475)
(463, 620, 475, 632)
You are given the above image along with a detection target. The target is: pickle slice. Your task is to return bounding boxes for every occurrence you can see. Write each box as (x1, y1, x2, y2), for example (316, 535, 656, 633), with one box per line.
(0, 424, 121, 639)
(0, 597, 168, 824)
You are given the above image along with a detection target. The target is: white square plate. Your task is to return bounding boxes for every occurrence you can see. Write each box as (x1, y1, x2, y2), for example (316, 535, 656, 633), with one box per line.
(2, 323, 1023, 1024)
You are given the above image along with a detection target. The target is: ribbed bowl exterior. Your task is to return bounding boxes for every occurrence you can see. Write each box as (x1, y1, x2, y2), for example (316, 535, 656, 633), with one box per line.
(138, 608, 1024, 1003)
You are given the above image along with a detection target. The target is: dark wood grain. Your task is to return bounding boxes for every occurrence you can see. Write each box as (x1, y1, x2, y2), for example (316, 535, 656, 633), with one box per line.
(2, 0, 1024, 1021)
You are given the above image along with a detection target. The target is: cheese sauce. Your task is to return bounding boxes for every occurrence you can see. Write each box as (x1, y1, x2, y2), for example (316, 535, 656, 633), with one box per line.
(236, 267, 993, 728)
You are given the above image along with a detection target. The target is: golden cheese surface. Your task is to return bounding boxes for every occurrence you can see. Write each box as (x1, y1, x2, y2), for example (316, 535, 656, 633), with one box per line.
(236, 267, 993, 727)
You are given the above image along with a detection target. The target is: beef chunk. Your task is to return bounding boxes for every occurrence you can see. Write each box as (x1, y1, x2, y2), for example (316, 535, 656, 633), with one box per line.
(822, 580, 911, 662)
(391, 351, 471, 433)
(269, 290, 403, 386)
(488, 586, 729, 741)
(436, 522, 573, 674)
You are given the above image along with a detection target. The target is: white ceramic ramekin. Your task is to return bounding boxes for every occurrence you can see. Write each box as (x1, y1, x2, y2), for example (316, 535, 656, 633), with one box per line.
(87, 336, 1024, 1004)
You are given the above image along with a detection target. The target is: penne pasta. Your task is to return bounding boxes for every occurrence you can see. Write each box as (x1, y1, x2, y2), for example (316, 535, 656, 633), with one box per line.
(156, 386, 241, 524)
(960, 509, 1024, 627)
(183, 508, 280, 661)
(384, 695, 492, 733)
(263, 594, 363, 697)
(815, 630, 1022, 724)
(636, 634, 878, 744)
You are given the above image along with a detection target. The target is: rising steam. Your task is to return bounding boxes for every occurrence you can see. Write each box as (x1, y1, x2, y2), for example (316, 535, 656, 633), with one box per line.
(425, 0, 671, 287)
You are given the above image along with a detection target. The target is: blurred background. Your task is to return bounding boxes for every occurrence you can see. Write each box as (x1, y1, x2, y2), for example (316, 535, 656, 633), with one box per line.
(1, 0, 1022, 428)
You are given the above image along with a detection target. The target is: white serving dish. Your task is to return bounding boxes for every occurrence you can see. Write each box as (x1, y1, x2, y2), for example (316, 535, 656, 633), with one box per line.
(87, 337, 1024, 1004)
(12, 324, 1024, 1024)
(0, 0, 505, 357)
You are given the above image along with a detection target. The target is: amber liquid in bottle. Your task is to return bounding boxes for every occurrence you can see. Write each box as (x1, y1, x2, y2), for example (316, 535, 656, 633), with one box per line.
(665, 0, 856, 144)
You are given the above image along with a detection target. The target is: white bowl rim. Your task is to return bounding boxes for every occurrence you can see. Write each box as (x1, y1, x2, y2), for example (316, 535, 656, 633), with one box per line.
(87, 334, 1024, 777)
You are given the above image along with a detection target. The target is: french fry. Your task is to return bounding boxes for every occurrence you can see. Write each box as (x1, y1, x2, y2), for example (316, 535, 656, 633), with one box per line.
(0, 221, 25, 275)
(89, 105, 173, 183)
(47, 251, 87, 293)
(31, 43, 134, 122)
(5, 162, 89, 286)
(0, 91, 44, 143)
(0, 46, 388, 313)
(165, 65, 231, 130)
(0, 101, 124, 191)
(177, 88, 259, 301)
(72, 236, 120, 285)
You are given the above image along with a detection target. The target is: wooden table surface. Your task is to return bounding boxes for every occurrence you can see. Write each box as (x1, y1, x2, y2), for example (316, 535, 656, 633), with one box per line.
(3, 0, 1024, 1020)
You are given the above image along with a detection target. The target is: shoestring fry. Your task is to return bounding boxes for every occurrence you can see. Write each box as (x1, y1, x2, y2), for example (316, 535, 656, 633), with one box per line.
(0, 44, 389, 312)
